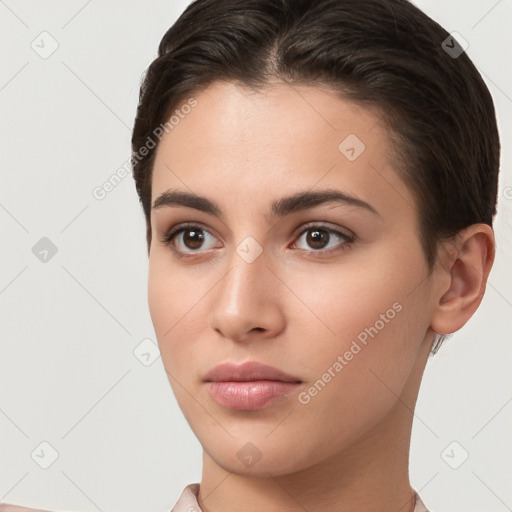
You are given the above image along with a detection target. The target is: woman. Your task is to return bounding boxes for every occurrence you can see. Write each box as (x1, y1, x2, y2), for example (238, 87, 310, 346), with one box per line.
(131, 0, 499, 510)
(1, 0, 500, 510)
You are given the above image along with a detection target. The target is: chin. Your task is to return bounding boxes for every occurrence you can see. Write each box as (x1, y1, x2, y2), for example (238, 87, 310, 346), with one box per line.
(201, 432, 324, 478)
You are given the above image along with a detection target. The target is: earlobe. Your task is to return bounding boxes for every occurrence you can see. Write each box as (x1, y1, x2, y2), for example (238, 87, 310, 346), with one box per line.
(430, 224, 495, 336)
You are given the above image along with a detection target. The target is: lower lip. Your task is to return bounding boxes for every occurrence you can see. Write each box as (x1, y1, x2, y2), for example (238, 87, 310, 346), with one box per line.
(206, 380, 301, 410)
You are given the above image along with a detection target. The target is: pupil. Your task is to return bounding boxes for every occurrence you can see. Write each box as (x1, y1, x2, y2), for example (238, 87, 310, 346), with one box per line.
(184, 229, 204, 249)
(307, 229, 328, 249)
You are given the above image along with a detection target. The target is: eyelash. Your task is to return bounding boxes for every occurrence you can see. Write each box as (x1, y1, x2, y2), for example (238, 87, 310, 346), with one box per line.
(159, 222, 355, 259)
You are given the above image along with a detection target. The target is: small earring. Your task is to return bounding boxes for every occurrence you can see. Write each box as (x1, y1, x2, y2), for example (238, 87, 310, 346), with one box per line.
(430, 332, 452, 355)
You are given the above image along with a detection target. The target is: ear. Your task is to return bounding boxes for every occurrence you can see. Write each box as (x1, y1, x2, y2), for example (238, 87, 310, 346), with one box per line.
(430, 223, 495, 335)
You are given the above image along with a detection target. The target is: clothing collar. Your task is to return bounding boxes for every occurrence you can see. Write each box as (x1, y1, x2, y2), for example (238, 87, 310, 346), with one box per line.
(170, 483, 431, 512)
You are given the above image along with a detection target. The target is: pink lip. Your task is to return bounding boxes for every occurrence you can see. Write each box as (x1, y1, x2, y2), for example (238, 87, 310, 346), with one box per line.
(204, 361, 302, 410)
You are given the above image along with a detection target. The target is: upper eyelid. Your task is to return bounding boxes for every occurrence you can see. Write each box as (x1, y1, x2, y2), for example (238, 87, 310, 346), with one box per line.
(296, 222, 353, 238)
(165, 221, 351, 235)
(165, 223, 216, 240)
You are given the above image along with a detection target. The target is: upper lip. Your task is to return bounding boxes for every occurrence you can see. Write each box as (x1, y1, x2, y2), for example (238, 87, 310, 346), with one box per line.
(204, 361, 302, 383)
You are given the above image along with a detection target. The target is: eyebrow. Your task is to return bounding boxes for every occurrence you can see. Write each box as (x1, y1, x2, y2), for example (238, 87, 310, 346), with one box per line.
(152, 188, 380, 219)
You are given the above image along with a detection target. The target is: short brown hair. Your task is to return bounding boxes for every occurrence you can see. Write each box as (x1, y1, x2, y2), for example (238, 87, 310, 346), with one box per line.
(131, 0, 500, 269)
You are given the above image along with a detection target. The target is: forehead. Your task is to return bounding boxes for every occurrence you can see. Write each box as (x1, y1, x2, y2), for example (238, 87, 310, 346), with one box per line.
(151, 80, 416, 221)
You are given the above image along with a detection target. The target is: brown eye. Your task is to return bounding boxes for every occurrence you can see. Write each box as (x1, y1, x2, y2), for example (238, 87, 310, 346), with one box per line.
(305, 228, 330, 249)
(161, 224, 220, 254)
(181, 228, 205, 250)
(293, 224, 353, 254)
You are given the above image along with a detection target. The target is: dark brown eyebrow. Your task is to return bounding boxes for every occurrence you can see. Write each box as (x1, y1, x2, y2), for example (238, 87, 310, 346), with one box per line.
(152, 188, 380, 219)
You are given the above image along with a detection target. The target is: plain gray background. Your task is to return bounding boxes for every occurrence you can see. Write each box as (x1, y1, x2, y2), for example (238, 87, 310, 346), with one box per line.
(0, 1, 511, 511)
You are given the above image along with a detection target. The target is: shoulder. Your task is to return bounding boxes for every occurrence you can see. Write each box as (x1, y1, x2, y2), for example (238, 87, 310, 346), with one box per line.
(414, 492, 431, 512)
(0, 505, 52, 512)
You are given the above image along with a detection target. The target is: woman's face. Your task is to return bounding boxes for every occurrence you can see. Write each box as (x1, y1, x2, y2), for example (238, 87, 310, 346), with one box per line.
(148, 80, 439, 476)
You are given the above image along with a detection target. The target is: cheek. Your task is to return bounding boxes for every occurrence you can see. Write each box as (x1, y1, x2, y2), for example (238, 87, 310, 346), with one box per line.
(148, 252, 227, 382)
(148, 258, 174, 340)
(147, 259, 211, 420)
(148, 252, 203, 333)
(147, 257, 201, 365)
(284, 255, 427, 411)
(281, 257, 408, 348)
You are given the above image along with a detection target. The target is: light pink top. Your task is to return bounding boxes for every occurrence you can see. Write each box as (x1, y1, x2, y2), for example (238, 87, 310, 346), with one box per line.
(0, 484, 431, 512)
(170, 483, 431, 511)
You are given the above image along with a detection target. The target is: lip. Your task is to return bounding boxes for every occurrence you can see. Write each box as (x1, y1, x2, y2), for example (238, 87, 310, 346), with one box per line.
(204, 361, 302, 411)
(204, 361, 302, 383)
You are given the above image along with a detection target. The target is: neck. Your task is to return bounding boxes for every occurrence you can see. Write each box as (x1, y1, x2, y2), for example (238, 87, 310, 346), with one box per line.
(198, 402, 416, 512)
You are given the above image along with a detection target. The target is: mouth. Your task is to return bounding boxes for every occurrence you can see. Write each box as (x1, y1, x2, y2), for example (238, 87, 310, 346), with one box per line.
(204, 361, 302, 410)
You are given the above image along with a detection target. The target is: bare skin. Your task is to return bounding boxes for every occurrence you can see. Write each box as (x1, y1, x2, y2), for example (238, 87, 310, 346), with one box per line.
(1, 81, 494, 512)
(147, 81, 494, 512)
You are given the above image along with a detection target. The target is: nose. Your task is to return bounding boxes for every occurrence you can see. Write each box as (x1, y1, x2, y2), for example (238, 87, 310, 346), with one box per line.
(208, 244, 286, 343)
